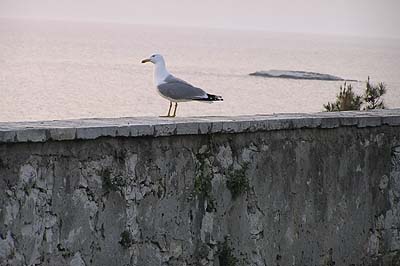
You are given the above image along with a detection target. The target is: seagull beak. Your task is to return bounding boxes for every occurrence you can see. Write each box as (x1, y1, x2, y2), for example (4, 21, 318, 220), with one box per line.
(141, 58, 151, 63)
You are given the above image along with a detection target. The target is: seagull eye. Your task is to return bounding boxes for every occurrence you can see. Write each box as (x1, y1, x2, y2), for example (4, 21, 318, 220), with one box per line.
(151, 55, 155, 58)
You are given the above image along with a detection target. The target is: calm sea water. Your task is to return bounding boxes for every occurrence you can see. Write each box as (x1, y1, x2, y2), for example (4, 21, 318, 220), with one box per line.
(1, 18, 399, 122)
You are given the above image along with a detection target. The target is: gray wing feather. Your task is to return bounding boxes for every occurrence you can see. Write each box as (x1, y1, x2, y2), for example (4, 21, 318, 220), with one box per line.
(164, 74, 191, 85)
(158, 75, 207, 100)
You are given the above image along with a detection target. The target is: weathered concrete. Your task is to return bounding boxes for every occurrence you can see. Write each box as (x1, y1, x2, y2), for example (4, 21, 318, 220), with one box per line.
(1, 110, 400, 266)
(1, 109, 400, 143)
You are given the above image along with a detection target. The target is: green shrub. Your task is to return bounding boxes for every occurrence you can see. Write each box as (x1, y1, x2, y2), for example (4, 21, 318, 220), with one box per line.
(363, 77, 386, 110)
(324, 77, 387, 112)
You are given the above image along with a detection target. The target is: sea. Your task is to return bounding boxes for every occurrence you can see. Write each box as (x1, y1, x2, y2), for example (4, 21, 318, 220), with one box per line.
(1, 18, 399, 122)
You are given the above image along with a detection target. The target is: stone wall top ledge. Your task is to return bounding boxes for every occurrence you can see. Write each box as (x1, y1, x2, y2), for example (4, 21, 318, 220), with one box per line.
(0, 109, 399, 143)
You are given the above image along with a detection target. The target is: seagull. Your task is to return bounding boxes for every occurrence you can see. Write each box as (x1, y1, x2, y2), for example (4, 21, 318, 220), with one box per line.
(141, 54, 223, 117)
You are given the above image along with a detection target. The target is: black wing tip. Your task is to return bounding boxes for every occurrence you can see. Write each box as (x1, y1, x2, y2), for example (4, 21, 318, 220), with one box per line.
(207, 93, 223, 101)
(192, 93, 223, 102)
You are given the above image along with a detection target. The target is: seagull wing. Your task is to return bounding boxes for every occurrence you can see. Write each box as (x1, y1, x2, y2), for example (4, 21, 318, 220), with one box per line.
(157, 75, 207, 101)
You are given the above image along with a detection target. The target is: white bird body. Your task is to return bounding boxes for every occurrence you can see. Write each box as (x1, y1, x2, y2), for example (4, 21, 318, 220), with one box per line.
(142, 54, 223, 117)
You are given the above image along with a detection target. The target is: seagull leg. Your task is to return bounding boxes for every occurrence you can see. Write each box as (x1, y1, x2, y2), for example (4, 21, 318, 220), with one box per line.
(172, 102, 178, 117)
(168, 102, 173, 116)
(160, 102, 172, 117)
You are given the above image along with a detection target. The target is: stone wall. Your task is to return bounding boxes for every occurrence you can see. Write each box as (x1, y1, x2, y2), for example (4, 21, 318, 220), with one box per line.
(1, 110, 400, 266)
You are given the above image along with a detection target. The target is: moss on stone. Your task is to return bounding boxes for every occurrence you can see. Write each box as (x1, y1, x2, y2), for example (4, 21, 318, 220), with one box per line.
(218, 238, 238, 266)
(119, 230, 133, 248)
(226, 163, 249, 199)
(57, 243, 73, 258)
(193, 145, 216, 212)
(101, 168, 125, 193)
(101, 168, 113, 190)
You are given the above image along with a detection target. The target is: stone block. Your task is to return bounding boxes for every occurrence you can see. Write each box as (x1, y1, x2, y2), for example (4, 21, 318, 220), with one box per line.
(16, 128, 47, 142)
(49, 128, 77, 141)
(357, 116, 382, 128)
(320, 117, 340, 128)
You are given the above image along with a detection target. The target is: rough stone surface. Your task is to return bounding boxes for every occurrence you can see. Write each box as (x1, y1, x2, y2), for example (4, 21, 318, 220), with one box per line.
(0, 109, 400, 143)
(0, 111, 400, 265)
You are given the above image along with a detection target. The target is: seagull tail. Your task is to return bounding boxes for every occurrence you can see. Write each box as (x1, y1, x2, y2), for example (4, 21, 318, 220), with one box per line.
(194, 94, 223, 102)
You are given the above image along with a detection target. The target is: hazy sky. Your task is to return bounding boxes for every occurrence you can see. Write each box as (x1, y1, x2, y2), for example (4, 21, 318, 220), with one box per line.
(1, 0, 399, 38)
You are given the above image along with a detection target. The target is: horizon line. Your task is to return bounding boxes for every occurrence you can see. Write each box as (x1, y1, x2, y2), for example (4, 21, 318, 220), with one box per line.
(1, 16, 400, 41)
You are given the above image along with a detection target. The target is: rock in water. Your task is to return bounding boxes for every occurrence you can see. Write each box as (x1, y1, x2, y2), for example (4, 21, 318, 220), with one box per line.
(249, 70, 357, 81)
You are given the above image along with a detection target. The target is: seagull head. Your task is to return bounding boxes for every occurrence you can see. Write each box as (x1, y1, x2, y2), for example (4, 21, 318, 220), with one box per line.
(141, 54, 164, 64)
